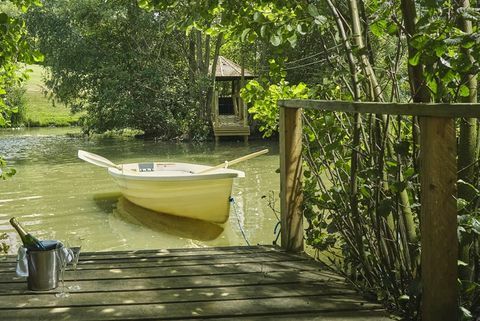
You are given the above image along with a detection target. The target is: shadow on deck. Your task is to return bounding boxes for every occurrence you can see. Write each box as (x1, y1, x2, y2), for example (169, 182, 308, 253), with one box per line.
(0, 246, 394, 320)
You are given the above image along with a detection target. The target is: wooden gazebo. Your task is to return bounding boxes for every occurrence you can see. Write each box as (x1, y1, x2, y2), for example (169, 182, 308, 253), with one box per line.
(211, 56, 255, 142)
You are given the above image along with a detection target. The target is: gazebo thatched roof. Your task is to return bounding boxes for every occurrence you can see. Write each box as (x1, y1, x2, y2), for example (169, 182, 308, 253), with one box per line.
(212, 56, 255, 81)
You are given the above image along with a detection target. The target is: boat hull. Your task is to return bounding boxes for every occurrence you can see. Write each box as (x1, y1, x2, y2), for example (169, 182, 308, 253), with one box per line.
(107, 162, 243, 223)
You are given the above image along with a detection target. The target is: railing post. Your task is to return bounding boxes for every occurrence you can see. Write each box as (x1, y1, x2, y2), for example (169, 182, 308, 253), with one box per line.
(420, 117, 458, 321)
(279, 106, 304, 252)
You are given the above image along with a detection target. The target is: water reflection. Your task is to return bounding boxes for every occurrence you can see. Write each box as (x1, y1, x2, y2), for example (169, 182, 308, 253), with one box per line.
(94, 194, 224, 241)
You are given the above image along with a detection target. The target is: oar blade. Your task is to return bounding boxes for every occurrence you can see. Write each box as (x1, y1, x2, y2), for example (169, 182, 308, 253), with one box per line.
(78, 150, 120, 169)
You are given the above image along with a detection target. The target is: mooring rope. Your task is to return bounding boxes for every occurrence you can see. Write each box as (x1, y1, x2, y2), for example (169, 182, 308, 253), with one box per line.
(273, 221, 281, 246)
(229, 197, 251, 246)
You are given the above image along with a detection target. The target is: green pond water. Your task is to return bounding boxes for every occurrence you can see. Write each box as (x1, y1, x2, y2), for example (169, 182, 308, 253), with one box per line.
(0, 127, 280, 254)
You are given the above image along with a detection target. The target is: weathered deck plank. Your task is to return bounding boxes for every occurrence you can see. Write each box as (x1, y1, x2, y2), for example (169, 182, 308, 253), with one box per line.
(0, 246, 393, 320)
(0, 250, 315, 272)
(0, 284, 359, 308)
(0, 270, 345, 294)
(0, 297, 383, 321)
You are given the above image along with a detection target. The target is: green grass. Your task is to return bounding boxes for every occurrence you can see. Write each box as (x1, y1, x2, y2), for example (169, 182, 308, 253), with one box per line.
(23, 65, 81, 127)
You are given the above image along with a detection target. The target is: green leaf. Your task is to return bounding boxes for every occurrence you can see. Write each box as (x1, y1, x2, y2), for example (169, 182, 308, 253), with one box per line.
(32, 51, 44, 63)
(7, 168, 16, 178)
(445, 37, 462, 45)
(411, 34, 428, 49)
(260, 25, 267, 38)
(398, 294, 410, 301)
(296, 24, 306, 35)
(360, 186, 371, 198)
(459, 84, 470, 97)
(461, 36, 476, 49)
(403, 167, 415, 179)
(458, 260, 468, 267)
(248, 31, 256, 43)
(203, 26, 213, 35)
(408, 51, 421, 66)
(440, 57, 451, 68)
(287, 33, 297, 47)
(370, 20, 386, 37)
(241, 28, 251, 42)
(137, 0, 150, 9)
(270, 34, 281, 47)
(458, 179, 480, 194)
(434, 45, 446, 58)
(460, 306, 472, 318)
(457, 198, 468, 211)
(441, 70, 456, 83)
(386, 22, 398, 35)
(314, 16, 327, 25)
(307, 4, 320, 18)
(0, 13, 8, 24)
(471, 218, 480, 235)
(427, 78, 437, 95)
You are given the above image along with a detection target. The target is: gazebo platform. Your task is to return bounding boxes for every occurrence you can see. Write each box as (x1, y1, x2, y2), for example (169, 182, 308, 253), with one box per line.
(213, 115, 250, 142)
(0, 245, 393, 320)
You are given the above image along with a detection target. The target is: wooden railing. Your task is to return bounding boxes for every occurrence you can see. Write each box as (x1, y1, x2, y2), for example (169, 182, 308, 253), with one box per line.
(278, 99, 480, 321)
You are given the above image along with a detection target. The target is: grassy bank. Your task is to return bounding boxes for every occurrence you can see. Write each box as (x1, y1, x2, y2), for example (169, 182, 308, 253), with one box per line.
(23, 64, 80, 127)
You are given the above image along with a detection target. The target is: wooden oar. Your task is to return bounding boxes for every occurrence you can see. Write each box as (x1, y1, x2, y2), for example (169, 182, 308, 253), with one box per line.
(196, 149, 269, 174)
(78, 150, 122, 170)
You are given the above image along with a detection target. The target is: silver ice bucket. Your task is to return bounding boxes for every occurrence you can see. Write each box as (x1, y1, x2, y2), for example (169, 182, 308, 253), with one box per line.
(26, 247, 60, 291)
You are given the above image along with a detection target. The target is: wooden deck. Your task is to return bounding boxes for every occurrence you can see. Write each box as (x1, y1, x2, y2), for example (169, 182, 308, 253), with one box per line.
(0, 246, 393, 320)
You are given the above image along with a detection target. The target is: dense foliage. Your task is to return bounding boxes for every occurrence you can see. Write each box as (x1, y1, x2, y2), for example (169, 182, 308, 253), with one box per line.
(28, 0, 213, 139)
(0, 0, 42, 179)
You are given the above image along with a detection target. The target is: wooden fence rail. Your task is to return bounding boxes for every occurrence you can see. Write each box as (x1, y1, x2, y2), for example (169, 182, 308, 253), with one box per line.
(278, 99, 480, 321)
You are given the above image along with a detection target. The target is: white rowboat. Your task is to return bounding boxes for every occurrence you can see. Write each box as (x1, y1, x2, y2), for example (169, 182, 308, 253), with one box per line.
(78, 150, 268, 223)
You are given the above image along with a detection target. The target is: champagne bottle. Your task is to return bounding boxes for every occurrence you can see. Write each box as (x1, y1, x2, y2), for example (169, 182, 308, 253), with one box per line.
(9, 217, 46, 251)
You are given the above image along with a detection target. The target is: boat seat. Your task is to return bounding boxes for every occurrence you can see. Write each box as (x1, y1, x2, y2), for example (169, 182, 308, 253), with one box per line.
(138, 163, 154, 172)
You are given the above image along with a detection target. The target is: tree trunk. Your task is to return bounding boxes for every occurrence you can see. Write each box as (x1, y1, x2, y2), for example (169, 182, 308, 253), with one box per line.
(350, 0, 418, 264)
(326, 0, 373, 280)
(400, 0, 431, 103)
(188, 33, 197, 90)
(204, 34, 211, 75)
(195, 30, 204, 73)
(205, 33, 223, 122)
